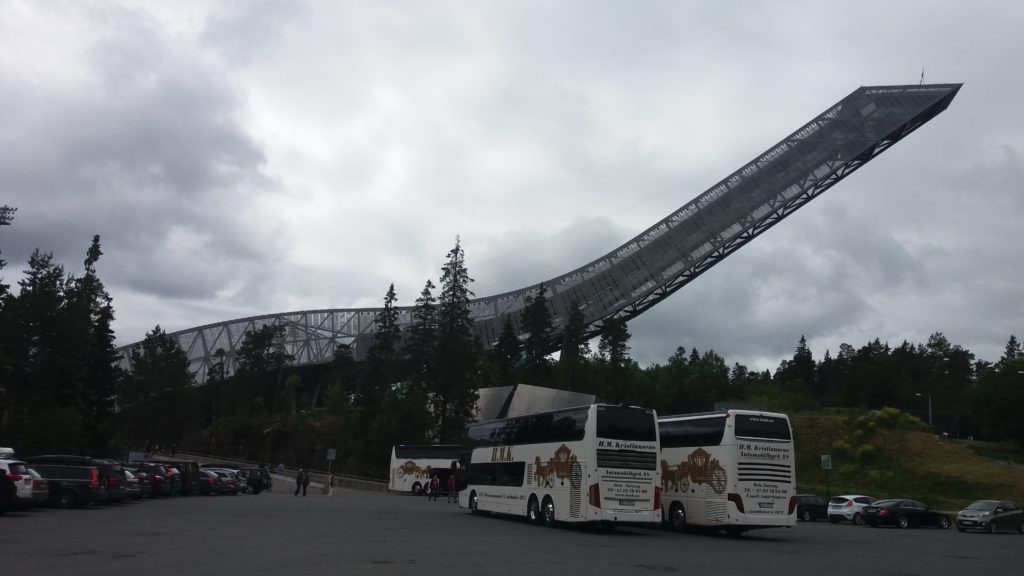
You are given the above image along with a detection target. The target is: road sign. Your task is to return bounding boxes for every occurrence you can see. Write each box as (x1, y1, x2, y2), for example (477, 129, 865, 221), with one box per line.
(327, 448, 337, 461)
(821, 454, 832, 470)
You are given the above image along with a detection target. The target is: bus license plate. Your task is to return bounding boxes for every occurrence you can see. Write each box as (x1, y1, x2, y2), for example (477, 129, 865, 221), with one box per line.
(620, 500, 635, 507)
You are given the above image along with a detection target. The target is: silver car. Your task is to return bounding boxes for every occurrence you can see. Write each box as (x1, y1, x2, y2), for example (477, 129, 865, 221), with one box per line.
(956, 500, 1024, 533)
(828, 494, 877, 525)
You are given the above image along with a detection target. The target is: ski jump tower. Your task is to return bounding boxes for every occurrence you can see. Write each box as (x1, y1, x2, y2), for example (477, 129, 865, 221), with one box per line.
(118, 84, 962, 383)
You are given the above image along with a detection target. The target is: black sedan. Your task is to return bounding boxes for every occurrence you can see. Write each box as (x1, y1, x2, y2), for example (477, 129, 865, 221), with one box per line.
(956, 500, 1024, 533)
(796, 494, 829, 522)
(862, 499, 950, 529)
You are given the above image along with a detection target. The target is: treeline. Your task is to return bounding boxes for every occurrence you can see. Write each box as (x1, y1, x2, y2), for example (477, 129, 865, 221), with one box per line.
(2, 217, 1022, 476)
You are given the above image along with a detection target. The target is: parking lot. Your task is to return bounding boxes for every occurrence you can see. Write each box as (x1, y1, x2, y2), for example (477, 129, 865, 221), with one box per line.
(2, 485, 1022, 575)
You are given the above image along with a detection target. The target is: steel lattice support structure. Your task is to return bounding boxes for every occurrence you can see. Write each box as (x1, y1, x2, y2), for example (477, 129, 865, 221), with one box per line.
(117, 84, 961, 384)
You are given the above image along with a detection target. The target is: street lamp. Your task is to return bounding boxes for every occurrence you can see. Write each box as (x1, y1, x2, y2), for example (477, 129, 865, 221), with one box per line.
(915, 392, 933, 428)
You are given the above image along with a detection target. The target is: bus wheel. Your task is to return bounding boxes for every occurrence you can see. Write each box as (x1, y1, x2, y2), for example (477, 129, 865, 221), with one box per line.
(541, 496, 556, 527)
(726, 527, 745, 537)
(670, 503, 687, 532)
(527, 496, 542, 525)
(412, 482, 422, 495)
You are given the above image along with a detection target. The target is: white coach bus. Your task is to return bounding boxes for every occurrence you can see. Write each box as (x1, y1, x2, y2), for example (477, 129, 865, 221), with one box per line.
(459, 403, 661, 527)
(388, 444, 462, 495)
(658, 410, 796, 535)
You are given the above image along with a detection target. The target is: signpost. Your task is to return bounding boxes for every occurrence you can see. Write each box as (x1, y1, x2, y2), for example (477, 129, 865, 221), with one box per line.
(821, 454, 832, 498)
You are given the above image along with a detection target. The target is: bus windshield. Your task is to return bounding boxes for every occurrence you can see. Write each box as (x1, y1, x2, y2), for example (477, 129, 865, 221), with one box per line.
(596, 406, 657, 441)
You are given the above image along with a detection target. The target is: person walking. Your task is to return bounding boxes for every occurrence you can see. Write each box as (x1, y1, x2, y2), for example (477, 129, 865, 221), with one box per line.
(295, 469, 306, 496)
(302, 470, 311, 496)
(429, 474, 440, 502)
(446, 474, 457, 504)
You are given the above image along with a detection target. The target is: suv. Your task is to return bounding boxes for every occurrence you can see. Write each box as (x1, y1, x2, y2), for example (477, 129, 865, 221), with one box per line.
(137, 462, 173, 497)
(828, 494, 877, 525)
(93, 459, 129, 503)
(0, 458, 36, 510)
(236, 468, 272, 494)
(157, 460, 201, 495)
(23, 455, 107, 508)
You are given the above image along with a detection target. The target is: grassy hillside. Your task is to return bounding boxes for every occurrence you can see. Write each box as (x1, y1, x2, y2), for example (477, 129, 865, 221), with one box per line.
(792, 408, 1024, 511)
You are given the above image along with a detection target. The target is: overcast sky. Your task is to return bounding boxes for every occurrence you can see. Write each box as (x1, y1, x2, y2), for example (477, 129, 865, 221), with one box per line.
(2, 0, 1022, 372)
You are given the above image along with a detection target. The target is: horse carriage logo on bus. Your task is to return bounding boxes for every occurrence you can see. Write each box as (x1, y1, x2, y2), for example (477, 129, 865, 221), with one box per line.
(394, 460, 432, 481)
(534, 444, 583, 490)
(660, 447, 727, 494)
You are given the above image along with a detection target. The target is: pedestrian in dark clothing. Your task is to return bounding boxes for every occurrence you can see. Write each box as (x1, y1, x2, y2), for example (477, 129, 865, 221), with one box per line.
(447, 475, 457, 503)
(302, 470, 311, 496)
(429, 475, 440, 502)
(295, 469, 306, 496)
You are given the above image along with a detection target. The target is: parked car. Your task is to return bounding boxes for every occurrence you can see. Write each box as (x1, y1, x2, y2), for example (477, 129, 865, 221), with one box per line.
(194, 469, 220, 495)
(159, 461, 201, 495)
(862, 499, 951, 529)
(124, 469, 144, 500)
(205, 469, 241, 495)
(26, 468, 50, 506)
(0, 469, 17, 514)
(125, 466, 156, 498)
(159, 465, 183, 496)
(237, 468, 272, 494)
(93, 459, 129, 503)
(796, 494, 829, 522)
(137, 463, 173, 497)
(956, 500, 1024, 533)
(0, 458, 36, 510)
(828, 495, 877, 525)
(22, 456, 107, 508)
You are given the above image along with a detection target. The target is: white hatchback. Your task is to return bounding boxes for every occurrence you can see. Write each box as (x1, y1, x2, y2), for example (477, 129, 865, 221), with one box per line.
(828, 494, 877, 525)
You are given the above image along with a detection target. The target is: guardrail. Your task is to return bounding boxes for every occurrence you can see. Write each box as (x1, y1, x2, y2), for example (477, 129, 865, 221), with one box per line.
(152, 451, 388, 492)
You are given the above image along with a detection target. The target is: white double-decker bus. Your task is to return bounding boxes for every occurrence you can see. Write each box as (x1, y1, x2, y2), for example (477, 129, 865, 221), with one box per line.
(388, 444, 462, 495)
(459, 403, 661, 527)
(658, 410, 796, 535)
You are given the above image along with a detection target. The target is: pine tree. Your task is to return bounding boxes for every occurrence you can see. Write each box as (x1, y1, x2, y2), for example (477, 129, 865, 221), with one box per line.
(1002, 335, 1022, 364)
(557, 302, 590, 393)
(492, 315, 521, 387)
(521, 283, 553, 385)
(120, 325, 194, 449)
(362, 283, 401, 427)
(433, 237, 479, 442)
(405, 280, 438, 369)
(73, 236, 123, 455)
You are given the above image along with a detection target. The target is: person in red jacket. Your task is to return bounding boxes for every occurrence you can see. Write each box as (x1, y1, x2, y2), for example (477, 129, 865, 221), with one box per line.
(429, 475, 440, 502)
(446, 474, 457, 503)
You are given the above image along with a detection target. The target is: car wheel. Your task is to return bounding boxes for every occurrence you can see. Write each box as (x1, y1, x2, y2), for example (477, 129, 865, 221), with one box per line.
(671, 503, 688, 532)
(938, 516, 950, 529)
(898, 515, 909, 529)
(853, 513, 865, 526)
(541, 496, 556, 527)
(527, 496, 542, 525)
(55, 490, 77, 509)
(800, 510, 812, 522)
(989, 521, 999, 534)
(828, 517, 840, 524)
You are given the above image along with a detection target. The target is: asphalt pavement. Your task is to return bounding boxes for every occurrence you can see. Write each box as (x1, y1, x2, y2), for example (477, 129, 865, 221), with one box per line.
(2, 487, 1021, 575)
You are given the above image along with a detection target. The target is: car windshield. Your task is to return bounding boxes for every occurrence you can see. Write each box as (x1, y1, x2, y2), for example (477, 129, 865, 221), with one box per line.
(871, 500, 897, 507)
(828, 497, 849, 504)
(965, 501, 997, 511)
